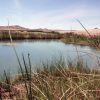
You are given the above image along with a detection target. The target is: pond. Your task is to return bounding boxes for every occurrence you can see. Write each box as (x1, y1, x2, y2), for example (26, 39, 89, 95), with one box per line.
(0, 40, 100, 75)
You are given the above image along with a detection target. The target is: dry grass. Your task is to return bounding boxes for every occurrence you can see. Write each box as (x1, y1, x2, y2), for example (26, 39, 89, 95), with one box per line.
(0, 20, 100, 100)
(0, 59, 100, 100)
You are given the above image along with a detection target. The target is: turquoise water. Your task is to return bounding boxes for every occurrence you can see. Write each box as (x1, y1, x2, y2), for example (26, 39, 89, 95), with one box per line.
(0, 40, 100, 75)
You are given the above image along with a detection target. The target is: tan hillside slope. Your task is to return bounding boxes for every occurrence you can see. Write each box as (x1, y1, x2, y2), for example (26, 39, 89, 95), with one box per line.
(0, 25, 28, 30)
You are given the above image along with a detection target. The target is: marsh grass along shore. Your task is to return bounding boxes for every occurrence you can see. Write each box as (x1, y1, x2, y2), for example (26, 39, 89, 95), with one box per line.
(0, 25, 100, 48)
(0, 29, 100, 48)
(0, 28, 62, 40)
(0, 25, 100, 99)
(1, 58, 100, 100)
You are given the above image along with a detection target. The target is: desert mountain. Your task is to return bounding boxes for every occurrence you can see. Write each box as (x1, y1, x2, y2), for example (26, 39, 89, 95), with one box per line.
(0, 25, 28, 30)
(0, 25, 100, 36)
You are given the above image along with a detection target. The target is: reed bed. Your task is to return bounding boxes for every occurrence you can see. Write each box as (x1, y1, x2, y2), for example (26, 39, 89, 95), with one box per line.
(0, 20, 100, 100)
(0, 58, 100, 100)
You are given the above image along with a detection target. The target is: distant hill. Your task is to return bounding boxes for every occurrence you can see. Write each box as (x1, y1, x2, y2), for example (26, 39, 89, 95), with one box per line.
(0, 25, 28, 30)
(0, 25, 100, 36)
(76, 28, 100, 36)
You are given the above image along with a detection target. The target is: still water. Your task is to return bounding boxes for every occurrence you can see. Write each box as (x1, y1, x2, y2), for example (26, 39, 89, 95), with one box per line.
(0, 40, 100, 75)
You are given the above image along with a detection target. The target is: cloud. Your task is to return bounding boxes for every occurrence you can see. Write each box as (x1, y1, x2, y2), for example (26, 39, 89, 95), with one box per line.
(14, 0, 22, 9)
(16, 8, 86, 29)
(7, 1, 100, 29)
(24, 7, 100, 29)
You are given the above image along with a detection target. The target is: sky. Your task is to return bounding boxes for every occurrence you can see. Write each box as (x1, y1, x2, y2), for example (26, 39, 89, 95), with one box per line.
(0, 0, 100, 30)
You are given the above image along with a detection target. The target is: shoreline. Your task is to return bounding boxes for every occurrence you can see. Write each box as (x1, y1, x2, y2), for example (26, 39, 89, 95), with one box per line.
(0, 38, 96, 47)
(61, 39, 90, 46)
(0, 38, 89, 44)
(0, 31, 99, 48)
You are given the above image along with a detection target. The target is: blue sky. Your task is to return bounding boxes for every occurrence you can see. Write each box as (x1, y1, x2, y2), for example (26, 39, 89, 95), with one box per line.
(0, 0, 100, 29)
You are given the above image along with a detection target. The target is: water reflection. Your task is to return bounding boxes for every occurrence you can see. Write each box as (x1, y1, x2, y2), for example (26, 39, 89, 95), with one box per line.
(0, 40, 100, 75)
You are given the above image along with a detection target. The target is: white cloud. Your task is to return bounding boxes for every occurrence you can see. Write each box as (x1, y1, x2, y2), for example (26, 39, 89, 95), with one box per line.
(7, 2, 100, 29)
(14, 0, 22, 9)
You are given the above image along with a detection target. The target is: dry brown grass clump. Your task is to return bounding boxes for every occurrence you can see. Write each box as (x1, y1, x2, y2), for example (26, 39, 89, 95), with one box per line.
(1, 60, 100, 100)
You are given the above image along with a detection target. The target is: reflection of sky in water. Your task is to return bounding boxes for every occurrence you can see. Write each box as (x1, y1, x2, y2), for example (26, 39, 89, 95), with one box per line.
(0, 40, 100, 75)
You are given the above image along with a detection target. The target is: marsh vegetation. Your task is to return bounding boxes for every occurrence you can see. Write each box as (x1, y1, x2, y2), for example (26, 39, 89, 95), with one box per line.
(0, 24, 100, 99)
(0, 57, 100, 100)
